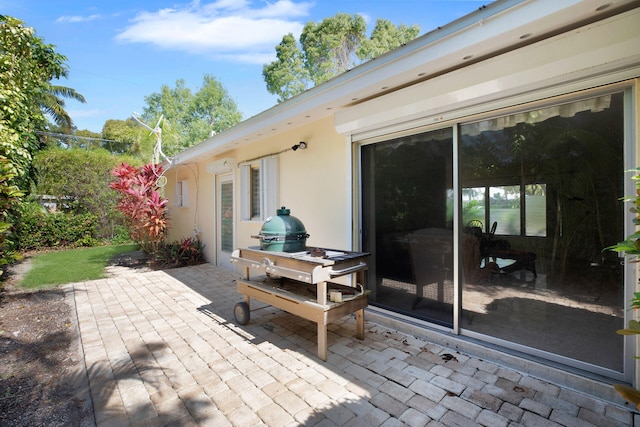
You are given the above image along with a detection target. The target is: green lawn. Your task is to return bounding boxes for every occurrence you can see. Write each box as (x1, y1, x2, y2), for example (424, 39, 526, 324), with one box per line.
(19, 244, 140, 289)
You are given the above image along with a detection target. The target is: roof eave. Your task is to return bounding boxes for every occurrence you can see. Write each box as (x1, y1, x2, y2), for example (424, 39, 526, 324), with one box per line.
(172, 0, 636, 165)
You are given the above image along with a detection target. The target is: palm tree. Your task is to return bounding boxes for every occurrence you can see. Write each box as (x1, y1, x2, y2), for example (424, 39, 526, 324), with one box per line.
(39, 83, 86, 129)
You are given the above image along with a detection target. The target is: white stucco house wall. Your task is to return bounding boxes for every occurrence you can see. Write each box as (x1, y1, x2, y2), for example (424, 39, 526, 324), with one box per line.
(162, 0, 640, 408)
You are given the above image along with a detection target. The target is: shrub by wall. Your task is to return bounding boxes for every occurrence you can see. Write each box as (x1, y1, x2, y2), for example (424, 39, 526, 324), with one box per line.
(154, 237, 205, 268)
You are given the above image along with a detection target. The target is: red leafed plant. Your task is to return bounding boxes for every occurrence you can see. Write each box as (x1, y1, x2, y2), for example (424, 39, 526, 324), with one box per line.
(110, 163, 168, 254)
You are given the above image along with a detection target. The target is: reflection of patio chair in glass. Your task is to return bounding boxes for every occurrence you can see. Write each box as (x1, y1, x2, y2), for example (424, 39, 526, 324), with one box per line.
(463, 226, 501, 283)
(467, 219, 483, 229)
(480, 222, 510, 261)
(408, 229, 452, 308)
(477, 222, 537, 280)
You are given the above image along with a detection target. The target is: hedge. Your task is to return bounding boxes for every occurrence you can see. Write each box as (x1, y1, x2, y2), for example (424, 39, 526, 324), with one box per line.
(16, 202, 99, 250)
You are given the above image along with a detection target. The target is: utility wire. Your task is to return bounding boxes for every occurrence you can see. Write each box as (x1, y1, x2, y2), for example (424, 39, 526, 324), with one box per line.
(34, 130, 121, 144)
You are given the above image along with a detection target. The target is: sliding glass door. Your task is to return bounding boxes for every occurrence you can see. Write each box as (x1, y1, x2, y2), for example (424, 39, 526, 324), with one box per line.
(360, 89, 627, 375)
(459, 92, 625, 372)
(361, 128, 454, 327)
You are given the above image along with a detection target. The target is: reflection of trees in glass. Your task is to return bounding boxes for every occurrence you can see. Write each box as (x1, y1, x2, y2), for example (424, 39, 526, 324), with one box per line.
(491, 186, 520, 208)
(368, 133, 452, 234)
(460, 93, 624, 281)
(526, 105, 621, 277)
(526, 184, 546, 196)
(462, 188, 485, 226)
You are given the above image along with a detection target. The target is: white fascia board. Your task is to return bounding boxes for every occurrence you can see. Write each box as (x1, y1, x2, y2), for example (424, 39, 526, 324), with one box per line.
(170, 105, 298, 165)
(309, 0, 638, 111)
(323, 0, 559, 95)
(171, 78, 359, 166)
(335, 8, 640, 136)
(172, 0, 637, 165)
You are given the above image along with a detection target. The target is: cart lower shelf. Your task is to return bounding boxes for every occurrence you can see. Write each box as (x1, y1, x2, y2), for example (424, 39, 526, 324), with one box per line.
(235, 277, 368, 361)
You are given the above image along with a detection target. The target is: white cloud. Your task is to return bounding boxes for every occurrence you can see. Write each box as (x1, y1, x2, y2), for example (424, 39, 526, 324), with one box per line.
(56, 14, 101, 24)
(115, 0, 314, 63)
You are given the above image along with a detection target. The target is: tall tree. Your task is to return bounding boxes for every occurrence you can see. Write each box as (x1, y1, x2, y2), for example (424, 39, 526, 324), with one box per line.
(1, 15, 58, 176)
(263, 14, 421, 102)
(0, 15, 85, 177)
(193, 75, 244, 134)
(102, 118, 154, 159)
(141, 75, 242, 156)
(263, 34, 310, 103)
(300, 13, 366, 86)
(0, 15, 84, 264)
(357, 19, 420, 60)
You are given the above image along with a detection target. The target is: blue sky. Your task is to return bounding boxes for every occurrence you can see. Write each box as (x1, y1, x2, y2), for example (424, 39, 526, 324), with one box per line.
(2, 0, 489, 133)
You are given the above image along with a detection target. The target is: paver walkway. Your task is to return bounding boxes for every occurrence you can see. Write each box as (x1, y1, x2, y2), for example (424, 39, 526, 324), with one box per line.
(70, 264, 634, 426)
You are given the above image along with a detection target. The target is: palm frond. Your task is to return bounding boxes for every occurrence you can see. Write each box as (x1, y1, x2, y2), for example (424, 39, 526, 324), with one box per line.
(47, 84, 86, 103)
(39, 92, 72, 128)
(38, 83, 86, 128)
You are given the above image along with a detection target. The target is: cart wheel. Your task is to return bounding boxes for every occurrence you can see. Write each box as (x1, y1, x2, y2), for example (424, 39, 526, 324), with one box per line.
(234, 302, 250, 325)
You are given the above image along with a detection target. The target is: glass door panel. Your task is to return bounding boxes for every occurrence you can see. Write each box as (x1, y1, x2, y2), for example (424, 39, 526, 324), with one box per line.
(459, 92, 625, 372)
(362, 128, 454, 327)
(217, 174, 234, 269)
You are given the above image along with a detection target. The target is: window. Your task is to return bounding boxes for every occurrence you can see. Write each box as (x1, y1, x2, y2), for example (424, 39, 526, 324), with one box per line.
(175, 181, 188, 207)
(240, 157, 278, 221)
(250, 166, 261, 218)
(462, 184, 546, 237)
(524, 184, 546, 237)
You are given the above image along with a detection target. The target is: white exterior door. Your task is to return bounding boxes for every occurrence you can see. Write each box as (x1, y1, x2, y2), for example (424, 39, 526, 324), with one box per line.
(216, 173, 234, 269)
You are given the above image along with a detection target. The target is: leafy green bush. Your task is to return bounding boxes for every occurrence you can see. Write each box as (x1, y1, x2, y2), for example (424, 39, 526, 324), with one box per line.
(607, 167, 640, 409)
(0, 157, 24, 266)
(108, 225, 134, 245)
(33, 148, 143, 240)
(154, 237, 205, 268)
(607, 167, 640, 261)
(16, 201, 99, 250)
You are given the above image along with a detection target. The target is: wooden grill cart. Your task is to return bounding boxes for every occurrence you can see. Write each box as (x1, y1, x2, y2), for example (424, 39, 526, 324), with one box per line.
(231, 247, 369, 361)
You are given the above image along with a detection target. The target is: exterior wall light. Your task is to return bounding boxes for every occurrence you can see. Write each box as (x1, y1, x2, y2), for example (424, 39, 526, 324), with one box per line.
(292, 142, 307, 151)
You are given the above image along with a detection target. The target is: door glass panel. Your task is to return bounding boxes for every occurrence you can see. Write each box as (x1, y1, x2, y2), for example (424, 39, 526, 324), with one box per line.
(220, 181, 233, 252)
(459, 93, 625, 371)
(362, 128, 454, 327)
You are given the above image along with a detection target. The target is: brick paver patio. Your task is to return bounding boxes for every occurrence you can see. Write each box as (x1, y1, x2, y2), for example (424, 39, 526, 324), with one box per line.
(69, 264, 634, 426)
